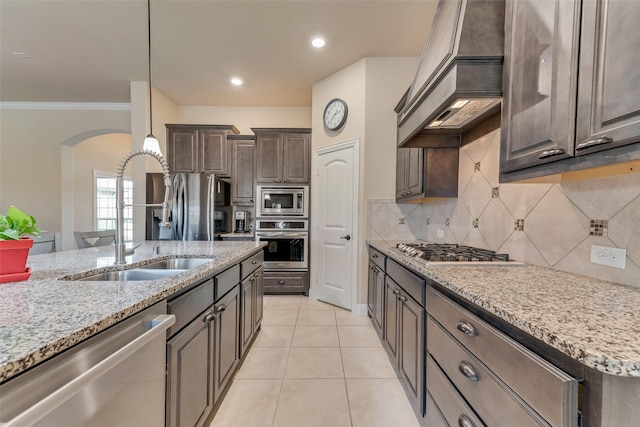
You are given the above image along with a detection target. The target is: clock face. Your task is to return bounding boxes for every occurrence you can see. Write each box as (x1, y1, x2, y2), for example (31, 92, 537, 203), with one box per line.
(323, 98, 348, 130)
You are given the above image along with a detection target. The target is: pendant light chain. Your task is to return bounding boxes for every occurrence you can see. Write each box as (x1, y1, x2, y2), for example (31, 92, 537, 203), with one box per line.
(147, 0, 153, 134)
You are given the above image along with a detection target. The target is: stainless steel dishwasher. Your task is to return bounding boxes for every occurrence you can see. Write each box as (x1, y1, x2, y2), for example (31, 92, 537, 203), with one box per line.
(0, 302, 175, 427)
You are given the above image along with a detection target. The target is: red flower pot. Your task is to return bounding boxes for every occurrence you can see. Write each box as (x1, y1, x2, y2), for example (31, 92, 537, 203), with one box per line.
(0, 238, 33, 276)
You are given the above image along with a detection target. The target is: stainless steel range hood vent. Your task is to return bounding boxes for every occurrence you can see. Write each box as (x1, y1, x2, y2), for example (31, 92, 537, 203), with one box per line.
(397, 0, 505, 147)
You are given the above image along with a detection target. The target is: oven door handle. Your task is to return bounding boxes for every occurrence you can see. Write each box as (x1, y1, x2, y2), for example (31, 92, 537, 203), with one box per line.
(256, 232, 307, 238)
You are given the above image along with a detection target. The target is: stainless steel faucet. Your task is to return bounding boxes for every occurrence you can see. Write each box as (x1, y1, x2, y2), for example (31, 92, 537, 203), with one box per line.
(115, 149, 171, 265)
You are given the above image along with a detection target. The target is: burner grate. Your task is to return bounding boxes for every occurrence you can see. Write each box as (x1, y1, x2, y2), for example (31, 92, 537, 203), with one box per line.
(396, 243, 511, 263)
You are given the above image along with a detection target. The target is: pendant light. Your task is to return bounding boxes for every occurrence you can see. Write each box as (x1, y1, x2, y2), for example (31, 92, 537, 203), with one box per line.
(142, 0, 161, 155)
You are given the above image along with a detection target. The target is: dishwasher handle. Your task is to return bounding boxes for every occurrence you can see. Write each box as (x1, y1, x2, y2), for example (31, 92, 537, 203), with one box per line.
(4, 314, 176, 427)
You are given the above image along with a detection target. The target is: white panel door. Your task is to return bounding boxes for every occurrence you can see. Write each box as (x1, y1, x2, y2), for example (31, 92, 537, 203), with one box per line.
(313, 140, 358, 310)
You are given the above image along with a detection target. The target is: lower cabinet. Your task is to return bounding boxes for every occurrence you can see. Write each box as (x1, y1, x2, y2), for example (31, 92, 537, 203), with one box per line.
(382, 258, 426, 418)
(367, 261, 384, 337)
(166, 251, 264, 427)
(213, 285, 240, 402)
(263, 270, 309, 294)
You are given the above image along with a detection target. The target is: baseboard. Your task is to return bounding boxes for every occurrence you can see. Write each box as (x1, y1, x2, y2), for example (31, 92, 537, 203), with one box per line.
(355, 303, 368, 316)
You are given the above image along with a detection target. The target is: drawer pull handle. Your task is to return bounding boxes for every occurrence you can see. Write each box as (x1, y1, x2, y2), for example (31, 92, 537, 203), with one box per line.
(203, 312, 216, 323)
(216, 305, 227, 313)
(458, 414, 477, 427)
(538, 147, 566, 159)
(576, 135, 613, 150)
(278, 280, 286, 284)
(456, 321, 478, 337)
(458, 361, 479, 382)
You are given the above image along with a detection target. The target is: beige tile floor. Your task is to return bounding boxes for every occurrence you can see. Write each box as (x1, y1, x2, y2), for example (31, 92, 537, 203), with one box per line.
(209, 295, 421, 427)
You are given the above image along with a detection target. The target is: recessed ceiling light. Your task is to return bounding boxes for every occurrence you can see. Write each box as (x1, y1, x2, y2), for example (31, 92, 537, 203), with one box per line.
(311, 36, 326, 48)
(230, 77, 243, 86)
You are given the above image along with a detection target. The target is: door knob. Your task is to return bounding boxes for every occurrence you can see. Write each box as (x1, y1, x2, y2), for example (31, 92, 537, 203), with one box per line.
(340, 235, 351, 241)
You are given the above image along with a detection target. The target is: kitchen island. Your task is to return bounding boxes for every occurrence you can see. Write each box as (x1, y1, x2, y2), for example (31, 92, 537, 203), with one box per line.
(0, 240, 265, 383)
(368, 239, 640, 426)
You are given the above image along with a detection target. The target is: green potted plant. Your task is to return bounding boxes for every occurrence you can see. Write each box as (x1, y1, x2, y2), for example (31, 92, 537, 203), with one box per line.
(0, 205, 44, 281)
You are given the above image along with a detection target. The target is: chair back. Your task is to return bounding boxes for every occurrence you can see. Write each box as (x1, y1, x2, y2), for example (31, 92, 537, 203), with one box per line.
(31, 232, 62, 255)
(74, 230, 116, 249)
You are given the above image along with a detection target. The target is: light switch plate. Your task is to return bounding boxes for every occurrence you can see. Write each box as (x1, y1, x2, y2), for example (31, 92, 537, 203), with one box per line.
(590, 245, 626, 269)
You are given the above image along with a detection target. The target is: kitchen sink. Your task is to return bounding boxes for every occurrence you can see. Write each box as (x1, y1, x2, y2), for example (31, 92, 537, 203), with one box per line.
(78, 268, 187, 282)
(139, 257, 213, 270)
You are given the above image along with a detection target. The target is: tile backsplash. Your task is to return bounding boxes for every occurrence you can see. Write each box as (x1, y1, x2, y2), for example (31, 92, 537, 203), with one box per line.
(367, 129, 640, 287)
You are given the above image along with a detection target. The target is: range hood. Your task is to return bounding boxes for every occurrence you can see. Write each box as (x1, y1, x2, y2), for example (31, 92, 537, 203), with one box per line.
(397, 0, 505, 147)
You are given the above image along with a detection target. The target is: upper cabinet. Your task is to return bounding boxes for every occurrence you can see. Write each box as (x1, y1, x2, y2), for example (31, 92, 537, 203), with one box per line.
(229, 135, 256, 206)
(166, 125, 239, 175)
(253, 128, 311, 184)
(500, 0, 640, 180)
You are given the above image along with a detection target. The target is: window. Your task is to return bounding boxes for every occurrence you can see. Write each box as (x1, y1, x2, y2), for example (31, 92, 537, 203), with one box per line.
(95, 173, 133, 242)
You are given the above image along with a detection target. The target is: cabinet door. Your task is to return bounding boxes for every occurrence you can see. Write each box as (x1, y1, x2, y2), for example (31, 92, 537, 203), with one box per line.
(167, 128, 198, 172)
(214, 285, 240, 402)
(239, 276, 254, 358)
(399, 293, 424, 410)
(367, 263, 376, 317)
(282, 133, 310, 183)
(396, 148, 423, 200)
(395, 148, 409, 198)
(200, 130, 228, 175)
(500, 0, 580, 173)
(383, 276, 399, 362)
(253, 267, 264, 331)
(166, 308, 215, 427)
(231, 139, 255, 205)
(256, 133, 282, 183)
(373, 267, 385, 337)
(576, 0, 640, 155)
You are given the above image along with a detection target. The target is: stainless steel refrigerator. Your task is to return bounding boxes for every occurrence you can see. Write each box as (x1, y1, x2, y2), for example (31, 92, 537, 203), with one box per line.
(146, 173, 231, 241)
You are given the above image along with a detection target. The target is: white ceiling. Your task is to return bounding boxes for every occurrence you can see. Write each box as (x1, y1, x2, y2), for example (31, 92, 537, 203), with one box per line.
(0, 0, 438, 106)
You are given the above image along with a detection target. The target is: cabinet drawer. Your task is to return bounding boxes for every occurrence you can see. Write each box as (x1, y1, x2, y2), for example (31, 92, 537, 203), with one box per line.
(368, 247, 385, 270)
(427, 287, 578, 427)
(427, 316, 547, 427)
(263, 271, 308, 293)
(215, 264, 240, 300)
(241, 251, 264, 280)
(427, 355, 485, 427)
(386, 258, 425, 306)
(168, 280, 215, 337)
(425, 392, 448, 427)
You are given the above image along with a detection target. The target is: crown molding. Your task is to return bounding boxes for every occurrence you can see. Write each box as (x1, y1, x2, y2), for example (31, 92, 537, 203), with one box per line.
(0, 102, 131, 111)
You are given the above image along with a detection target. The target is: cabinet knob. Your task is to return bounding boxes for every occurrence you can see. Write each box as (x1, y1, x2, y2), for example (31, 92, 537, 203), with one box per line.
(456, 321, 478, 337)
(203, 311, 216, 323)
(458, 414, 477, 427)
(253, 272, 260, 278)
(372, 253, 378, 258)
(278, 280, 286, 284)
(458, 361, 479, 382)
(252, 260, 258, 264)
(392, 289, 401, 295)
(399, 296, 406, 302)
(216, 305, 227, 313)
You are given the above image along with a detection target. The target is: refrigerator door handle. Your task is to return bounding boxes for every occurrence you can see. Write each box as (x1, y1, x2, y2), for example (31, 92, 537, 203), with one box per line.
(206, 174, 214, 241)
(172, 173, 186, 241)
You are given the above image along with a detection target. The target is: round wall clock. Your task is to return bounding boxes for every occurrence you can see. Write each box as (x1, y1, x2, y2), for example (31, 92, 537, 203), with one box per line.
(323, 98, 348, 131)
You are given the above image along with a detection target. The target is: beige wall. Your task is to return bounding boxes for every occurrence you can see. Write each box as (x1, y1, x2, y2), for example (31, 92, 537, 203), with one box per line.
(0, 107, 131, 234)
(311, 57, 418, 309)
(72, 134, 132, 234)
(177, 106, 312, 135)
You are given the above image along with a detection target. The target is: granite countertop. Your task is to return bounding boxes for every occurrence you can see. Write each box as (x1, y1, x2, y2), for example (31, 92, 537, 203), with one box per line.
(0, 240, 266, 383)
(368, 240, 640, 378)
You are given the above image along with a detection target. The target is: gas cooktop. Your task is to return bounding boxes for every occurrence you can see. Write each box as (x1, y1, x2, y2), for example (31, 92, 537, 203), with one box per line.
(395, 243, 525, 265)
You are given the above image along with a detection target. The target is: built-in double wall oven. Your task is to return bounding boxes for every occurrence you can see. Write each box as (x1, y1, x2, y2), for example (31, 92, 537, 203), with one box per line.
(255, 219, 308, 270)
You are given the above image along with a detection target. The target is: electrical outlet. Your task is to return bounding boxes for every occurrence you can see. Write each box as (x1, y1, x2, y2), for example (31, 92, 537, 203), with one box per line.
(437, 229, 444, 239)
(590, 245, 626, 269)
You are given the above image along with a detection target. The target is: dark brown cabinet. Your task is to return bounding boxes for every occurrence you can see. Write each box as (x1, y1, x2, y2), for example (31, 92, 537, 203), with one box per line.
(253, 128, 311, 184)
(500, 0, 580, 172)
(501, 0, 640, 179)
(396, 146, 459, 202)
(263, 270, 309, 295)
(382, 258, 425, 417)
(213, 284, 239, 402)
(367, 248, 385, 338)
(239, 250, 264, 358)
(166, 125, 239, 175)
(229, 135, 256, 205)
